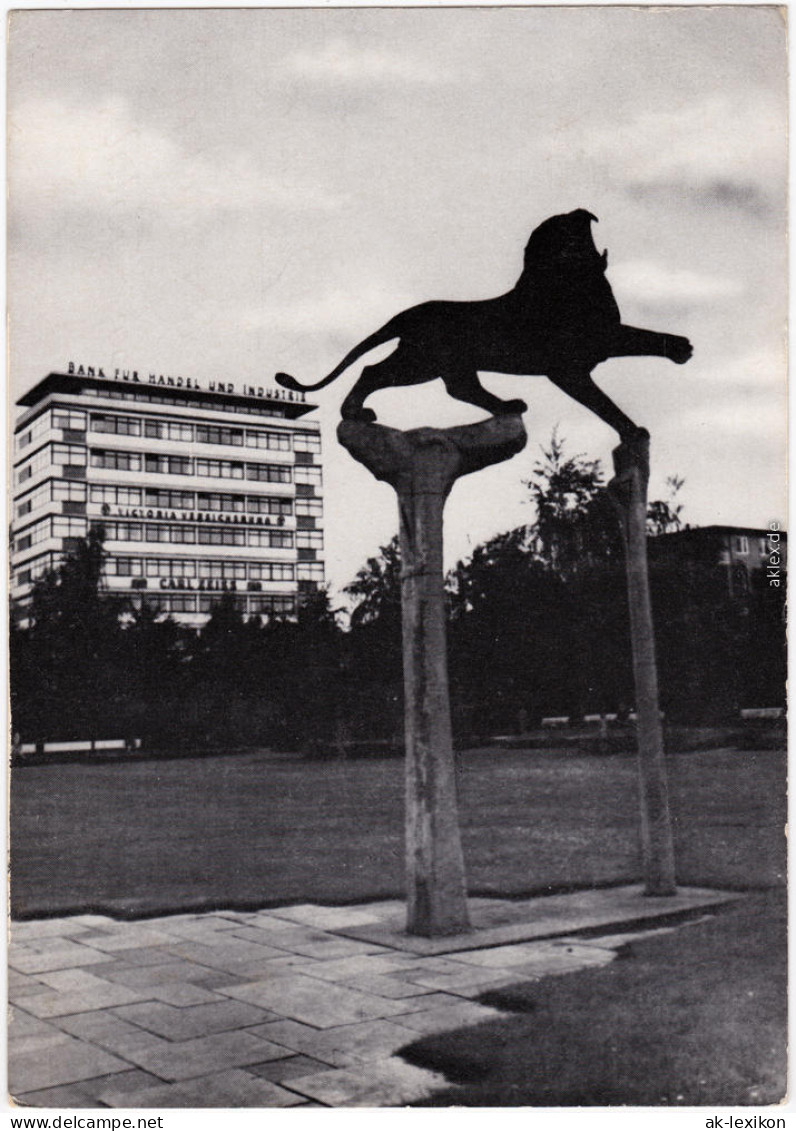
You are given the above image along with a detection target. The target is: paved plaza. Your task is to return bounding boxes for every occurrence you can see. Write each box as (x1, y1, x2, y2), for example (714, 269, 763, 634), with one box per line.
(9, 888, 735, 1108)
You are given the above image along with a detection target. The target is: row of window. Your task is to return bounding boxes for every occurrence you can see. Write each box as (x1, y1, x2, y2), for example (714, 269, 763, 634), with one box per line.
(80, 383, 294, 418)
(16, 479, 87, 517)
(732, 536, 770, 556)
(17, 444, 85, 482)
(15, 552, 65, 587)
(14, 550, 324, 590)
(90, 485, 321, 516)
(17, 409, 88, 449)
(17, 480, 324, 522)
(104, 556, 301, 581)
(15, 516, 87, 552)
(121, 592, 298, 617)
(89, 448, 322, 484)
(89, 412, 320, 452)
(95, 521, 322, 549)
(17, 444, 323, 486)
(17, 512, 325, 554)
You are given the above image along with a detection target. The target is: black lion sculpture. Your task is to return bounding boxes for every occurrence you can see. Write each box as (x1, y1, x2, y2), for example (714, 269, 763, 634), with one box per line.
(275, 209, 692, 438)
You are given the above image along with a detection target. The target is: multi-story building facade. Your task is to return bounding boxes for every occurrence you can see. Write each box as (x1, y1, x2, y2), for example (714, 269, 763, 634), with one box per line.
(652, 524, 786, 598)
(11, 364, 324, 627)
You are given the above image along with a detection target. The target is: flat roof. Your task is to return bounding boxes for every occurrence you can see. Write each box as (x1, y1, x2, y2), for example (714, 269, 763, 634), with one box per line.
(16, 372, 318, 421)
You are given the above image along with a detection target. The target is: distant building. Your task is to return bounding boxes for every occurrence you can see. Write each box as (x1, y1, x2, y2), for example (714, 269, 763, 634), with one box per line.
(651, 524, 786, 598)
(11, 365, 324, 626)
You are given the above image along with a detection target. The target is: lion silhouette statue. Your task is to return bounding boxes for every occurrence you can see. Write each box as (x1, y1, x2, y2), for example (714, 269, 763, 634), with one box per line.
(275, 209, 692, 439)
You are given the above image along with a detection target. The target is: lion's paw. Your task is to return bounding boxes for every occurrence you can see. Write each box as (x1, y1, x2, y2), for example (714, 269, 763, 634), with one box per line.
(342, 407, 377, 423)
(670, 336, 693, 365)
(497, 399, 528, 415)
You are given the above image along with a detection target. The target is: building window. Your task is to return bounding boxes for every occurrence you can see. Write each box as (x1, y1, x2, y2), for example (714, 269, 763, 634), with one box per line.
(198, 527, 246, 546)
(198, 594, 246, 614)
(245, 462, 291, 484)
(146, 559, 196, 578)
(105, 556, 144, 577)
(91, 413, 142, 436)
(734, 536, 749, 555)
(248, 562, 295, 581)
(196, 458, 245, 480)
(91, 449, 142, 472)
(197, 491, 245, 514)
(198, 560, 246, 580)
(293, 431, 321, 453)
(294, 464, 322, 486)
(297, 530, 324, 550)
(245, 429, 291, 451)
(54, 481, 88, 502)
(196, 424, 245, 447)
(144, 488, 195, 510)
(52, 516, 87, 539)
(297, 562, 325, 581)
(145, 454, 192, 476)
(144, 419, 195, 442)
(169, 525, 197, 544)
(246, 495, 292, 516)
(295, 497, 323, 517)
(100, 522, 144, 542)
(90, 485, 143, 506)
(247, 529, 294, 549)
(248, 594, 296, 616)
(53, 410, 87, 431)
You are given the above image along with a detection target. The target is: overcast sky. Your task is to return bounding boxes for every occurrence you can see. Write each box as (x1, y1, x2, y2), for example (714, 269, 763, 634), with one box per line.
(8, 6, 787, 595)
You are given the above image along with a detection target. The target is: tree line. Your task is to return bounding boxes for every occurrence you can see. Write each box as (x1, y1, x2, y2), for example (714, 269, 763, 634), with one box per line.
(10, 433, 785, 752)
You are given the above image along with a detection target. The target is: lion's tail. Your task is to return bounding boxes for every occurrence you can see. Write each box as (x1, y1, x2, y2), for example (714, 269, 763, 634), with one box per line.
(275, 318, 401, 393)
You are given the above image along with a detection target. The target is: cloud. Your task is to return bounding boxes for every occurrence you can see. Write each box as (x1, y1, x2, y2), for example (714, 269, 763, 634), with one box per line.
(585, 94, 785, 212)
(608, 260, 744, 306)
(282, 39, 453, 86)
(9, 96, 344, 220)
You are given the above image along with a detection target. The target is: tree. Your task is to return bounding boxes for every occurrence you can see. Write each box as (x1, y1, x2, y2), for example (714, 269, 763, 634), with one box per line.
(344, 535, 402, 629)
(647, 475, 686, 536)
(11, 525, 126, 739)
(525, 428, 621, 579)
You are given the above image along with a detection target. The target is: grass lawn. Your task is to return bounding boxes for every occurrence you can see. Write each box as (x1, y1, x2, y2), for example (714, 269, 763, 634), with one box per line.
(403, 889, 787, 1107)
(10, 744, 785, 917)
(10, 741, 786, 1106)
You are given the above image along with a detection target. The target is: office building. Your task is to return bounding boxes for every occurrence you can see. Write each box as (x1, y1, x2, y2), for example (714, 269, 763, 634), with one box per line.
(12, 364, 324, 626)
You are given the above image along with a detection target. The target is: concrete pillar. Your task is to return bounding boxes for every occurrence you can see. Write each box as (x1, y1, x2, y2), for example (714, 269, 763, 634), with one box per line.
(608, 433, 677, 896)
(338, 415, 527, 935)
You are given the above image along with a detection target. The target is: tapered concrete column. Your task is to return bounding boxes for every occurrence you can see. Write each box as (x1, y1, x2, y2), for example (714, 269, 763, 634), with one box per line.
(608, 433, 677, 896)
(339, 415, 527, 935)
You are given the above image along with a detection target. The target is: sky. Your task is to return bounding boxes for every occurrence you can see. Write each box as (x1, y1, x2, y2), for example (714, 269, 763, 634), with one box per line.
(7, 5, 788, 597)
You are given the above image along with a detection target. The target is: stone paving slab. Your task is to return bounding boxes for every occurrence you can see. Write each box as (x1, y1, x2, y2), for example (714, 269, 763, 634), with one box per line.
(11, 981, 153, 1019)
(10, 944, 114, 976)
(249, 1017, 421, 1067)
(112, 999, 279, 1040)
(96, 1068, 305, 1108)
(247, 1055, 337, 1083)
(335, 885, 739, 954)
(284, 1056, 452, 1106)
(10, 1031, 132, 1094)
(219, 970, 417, 1027)
(9, 889, 738, 1108)
(451, 939, 617, 970)
(264, 904, 397, 930)
(147, 982, 222, 1006)
(15, 1069, 164, 1109)
(385, 1000, 504, 1035)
